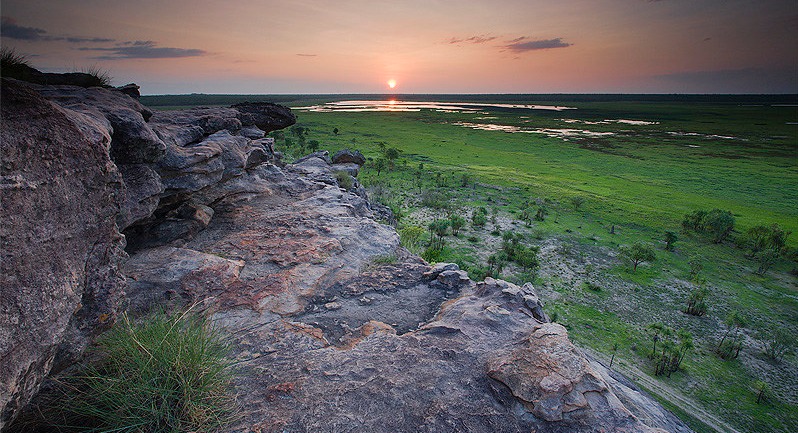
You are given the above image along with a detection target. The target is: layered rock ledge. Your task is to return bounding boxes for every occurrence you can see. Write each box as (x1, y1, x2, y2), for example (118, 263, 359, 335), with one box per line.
(1, 78, 689, 432)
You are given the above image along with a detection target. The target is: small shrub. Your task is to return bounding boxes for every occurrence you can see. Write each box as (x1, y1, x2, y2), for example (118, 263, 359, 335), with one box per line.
(570, 196, 585, 211)
(471, 207, 488, 228)
(399, 225, 426, 253)
(421, 246, 444, 263)
(582, 281, 602, 292)
(449, 214, 466, 236)
(335, 170, 353, 190)
(664, 231, 678, 251)
(45, 309, 236, 432)
(763, 329, 793, 362)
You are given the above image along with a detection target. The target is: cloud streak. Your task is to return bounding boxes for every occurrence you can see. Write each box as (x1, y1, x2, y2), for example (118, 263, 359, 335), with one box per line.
(1, 16, 48, 40)
(505, 37, 572, 52)
(79, 40, 207, 59)
(1, 16, 112, 43)
(448, 35, 498, 45)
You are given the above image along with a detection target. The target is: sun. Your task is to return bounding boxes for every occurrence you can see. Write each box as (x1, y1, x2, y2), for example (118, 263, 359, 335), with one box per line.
(387, 79, 397, 89)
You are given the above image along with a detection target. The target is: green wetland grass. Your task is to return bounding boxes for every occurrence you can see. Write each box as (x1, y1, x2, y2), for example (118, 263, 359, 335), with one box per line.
(144, 94, 798, 433)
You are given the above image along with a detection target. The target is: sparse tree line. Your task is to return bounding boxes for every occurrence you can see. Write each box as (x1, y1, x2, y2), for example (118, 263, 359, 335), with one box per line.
(682, 208, 792, 275)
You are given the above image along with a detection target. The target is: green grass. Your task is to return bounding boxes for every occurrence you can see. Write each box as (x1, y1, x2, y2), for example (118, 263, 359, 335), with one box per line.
(144, 95, 798, 433)
(31, 309, 237, 432)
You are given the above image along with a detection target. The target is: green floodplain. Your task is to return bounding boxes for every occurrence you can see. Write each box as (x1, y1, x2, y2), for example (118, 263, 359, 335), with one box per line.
(143, 94, 798, 433)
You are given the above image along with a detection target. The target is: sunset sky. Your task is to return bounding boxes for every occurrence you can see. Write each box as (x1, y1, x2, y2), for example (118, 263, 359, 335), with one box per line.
(2, 0, 797, 94)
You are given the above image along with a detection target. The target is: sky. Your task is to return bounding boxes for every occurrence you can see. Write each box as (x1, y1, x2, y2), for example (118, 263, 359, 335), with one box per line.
(1, 0, 797, 94)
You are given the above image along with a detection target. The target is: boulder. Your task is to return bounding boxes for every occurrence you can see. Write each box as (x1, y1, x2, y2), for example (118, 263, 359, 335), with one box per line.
(422, 262, 460, 280)
(33, 84, 165, 164)
(0, 79, 127, 428)
(116, 83, 141, 99)
(332, 148, 366, 166)
(488, 323, 614, 423)
(331, 162, 359, 177)
(231, 101, 296, 133)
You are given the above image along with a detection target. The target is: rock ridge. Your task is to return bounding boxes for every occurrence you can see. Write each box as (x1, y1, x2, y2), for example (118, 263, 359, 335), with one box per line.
(1, 78, 689, 432)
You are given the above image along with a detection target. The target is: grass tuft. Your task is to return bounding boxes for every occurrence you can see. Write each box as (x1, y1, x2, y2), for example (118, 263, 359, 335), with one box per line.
(42, 308, 237, 432)
(76, 65, 114, 87)
(1, 47, 34, 80)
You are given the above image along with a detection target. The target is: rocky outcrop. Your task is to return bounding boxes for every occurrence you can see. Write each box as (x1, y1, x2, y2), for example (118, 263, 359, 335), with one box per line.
(332, 148, 366, 165)
(0, 79, 295, 428)
(1, 77, 690, 432)
(0, 79, 127, 427)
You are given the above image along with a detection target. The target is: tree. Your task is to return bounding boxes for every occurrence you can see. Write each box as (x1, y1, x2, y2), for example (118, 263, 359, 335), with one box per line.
(704, 209, 735, 243)
(682, 209, 707, 232)
(398, 225, 425, 253)
(764, 329, 793, 362)
(755, 248, 780, 275)
(646, 323, 665, 359)
(610, 342, 619, 368)
(620, 242, 656, 271)
(307, 139, 320, 152)
(570, 196, 585, 211)
(754, 380, 770, 404)
(428, 219, 450, 249)
(688, 258, 703, 281)
(472, 207, 488, 229)
(460, 173, 471, 188)
(290, 125, 306, 139)
(664, 231, 678, 251)
(333, 127, 339, 135)
(717, 310, 747, 359)
(374, 158, 386, 176)
(487, 252, 508, 277)
(684, 286, 709, 316)
(384, 147, 401, 170)
(449, 214, 466, 236)
(742, 223, 789, 254)
(676, 329, 694, 368)
(515, 246, 539, 272)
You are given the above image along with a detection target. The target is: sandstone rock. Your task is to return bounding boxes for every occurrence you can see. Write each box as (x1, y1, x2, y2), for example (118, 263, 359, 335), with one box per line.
(240, 125, 266, 139)
(488, 323, 610, 422)
(0, 79, 127, 428)
(330, 162, 360, 178)
(436, 269, 470, 288)
(231, 102, 296, 133)
(116, 83, 141, 99)
(117, 164, 164, 230)
(294, 150, 332, 165)
(33, 84, 165, 163)
(422, 262, 460, 280)
(332, 148, 366, 166)
(150, 107, 242, 136)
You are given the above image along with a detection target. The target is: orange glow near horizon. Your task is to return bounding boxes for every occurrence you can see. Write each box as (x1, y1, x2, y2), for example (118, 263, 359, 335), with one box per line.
(387, 79, 397, 89)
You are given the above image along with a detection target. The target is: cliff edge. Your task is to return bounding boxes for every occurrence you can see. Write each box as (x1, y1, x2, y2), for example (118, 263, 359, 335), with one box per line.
(0, 78, 690, 432)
